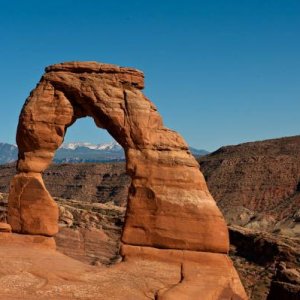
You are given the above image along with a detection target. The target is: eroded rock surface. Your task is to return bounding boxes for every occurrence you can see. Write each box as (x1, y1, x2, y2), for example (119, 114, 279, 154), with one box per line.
(6, 61, 246, 299)
(0, 234, 245, 300)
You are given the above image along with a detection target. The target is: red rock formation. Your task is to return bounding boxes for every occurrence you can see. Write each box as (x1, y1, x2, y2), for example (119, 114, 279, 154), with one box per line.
(7, 61, 246, 298)
(8, 173, 58, 235)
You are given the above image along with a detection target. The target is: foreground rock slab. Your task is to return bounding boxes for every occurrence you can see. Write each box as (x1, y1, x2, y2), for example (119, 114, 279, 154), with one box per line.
(0, 234, 246, 300)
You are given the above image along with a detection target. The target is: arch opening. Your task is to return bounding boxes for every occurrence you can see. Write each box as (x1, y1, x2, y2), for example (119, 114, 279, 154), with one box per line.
(41, 116, 130, 265)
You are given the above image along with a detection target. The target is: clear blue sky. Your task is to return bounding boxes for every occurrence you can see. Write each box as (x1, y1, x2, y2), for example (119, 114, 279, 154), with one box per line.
(1, 0, 299, 151)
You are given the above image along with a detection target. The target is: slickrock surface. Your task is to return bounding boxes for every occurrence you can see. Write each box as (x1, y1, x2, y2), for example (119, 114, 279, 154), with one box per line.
(5, 61, 246, 299)
(0, 233, 245, 300)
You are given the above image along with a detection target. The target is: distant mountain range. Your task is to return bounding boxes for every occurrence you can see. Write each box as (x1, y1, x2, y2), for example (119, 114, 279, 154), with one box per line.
(189, 147, 209, 157)
(0, 142, 208, 164)
(57, 141, 125, 163)
(0, 143, 18, 164)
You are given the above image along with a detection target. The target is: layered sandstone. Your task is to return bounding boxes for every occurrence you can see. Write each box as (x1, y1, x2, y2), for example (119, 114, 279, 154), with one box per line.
(7, 61, 246, 299)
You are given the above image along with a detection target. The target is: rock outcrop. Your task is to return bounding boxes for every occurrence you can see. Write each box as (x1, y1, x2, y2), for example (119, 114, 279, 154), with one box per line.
(43, 162, 129, 206)
(6, 61, 246, 298)
(267, 262, 300, 300)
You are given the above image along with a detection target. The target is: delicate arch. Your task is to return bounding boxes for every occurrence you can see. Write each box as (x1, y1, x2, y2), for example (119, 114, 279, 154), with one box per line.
(8, 61, 229, 253)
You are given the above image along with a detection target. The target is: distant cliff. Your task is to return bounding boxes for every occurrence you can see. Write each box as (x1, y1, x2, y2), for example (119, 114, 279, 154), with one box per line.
(199, 135, 300, 236)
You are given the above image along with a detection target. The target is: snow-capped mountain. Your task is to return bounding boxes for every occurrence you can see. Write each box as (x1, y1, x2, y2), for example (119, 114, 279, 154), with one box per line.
(0, 141, 208, 164)
(56, 141, 124, 162)
(60, 141, 122, 151)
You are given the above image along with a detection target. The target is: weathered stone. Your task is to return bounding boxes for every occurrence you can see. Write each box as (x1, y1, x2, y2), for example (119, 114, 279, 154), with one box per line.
(121, 245, 248, 299)
(0, 222, 11, 233)
(8, 173, 58, 236)
(7, 61, 246, 298)
(0, 232, 56, 250)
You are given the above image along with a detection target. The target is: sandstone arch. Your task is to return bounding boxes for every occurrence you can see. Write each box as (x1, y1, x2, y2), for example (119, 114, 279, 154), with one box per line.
(7, 62, 247, 299)
(8, 61, 229, 252)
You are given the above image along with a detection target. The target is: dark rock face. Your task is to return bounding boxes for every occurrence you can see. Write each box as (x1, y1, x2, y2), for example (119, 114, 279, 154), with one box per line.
(267, 279, 300, 300)
(229, 225, 300, 299)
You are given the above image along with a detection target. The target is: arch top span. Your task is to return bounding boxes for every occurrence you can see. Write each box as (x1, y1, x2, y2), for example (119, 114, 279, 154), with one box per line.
(45, 61, 145, 89)
(9, 61, 229, 254)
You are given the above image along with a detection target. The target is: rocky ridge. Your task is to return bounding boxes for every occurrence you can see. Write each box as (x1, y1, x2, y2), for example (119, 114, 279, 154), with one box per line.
(199, 135, 300, 238)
